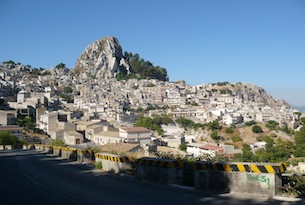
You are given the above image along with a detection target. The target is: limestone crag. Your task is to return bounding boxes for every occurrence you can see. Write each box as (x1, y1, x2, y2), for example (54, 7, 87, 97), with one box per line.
(234, 83, 290, 108)
(74, 37, 130, 81)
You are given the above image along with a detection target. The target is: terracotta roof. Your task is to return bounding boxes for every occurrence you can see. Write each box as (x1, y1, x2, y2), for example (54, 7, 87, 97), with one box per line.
(200, 145, 223, 151)
(120, 127, 150, 133)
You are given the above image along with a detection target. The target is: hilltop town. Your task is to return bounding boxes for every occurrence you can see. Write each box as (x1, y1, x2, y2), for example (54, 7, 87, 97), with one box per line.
(0, 37, 303, 160)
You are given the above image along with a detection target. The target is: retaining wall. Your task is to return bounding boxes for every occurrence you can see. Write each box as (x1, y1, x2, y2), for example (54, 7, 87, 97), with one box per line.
(61, 147, 78, 161)
(193, 162, 285, 197)
(23, 144, 286, 196)
(95, 153, 133, 173)
(0, 145, 12, 150)
(77, 149, 94, 163)
(135, 158, 183, 184)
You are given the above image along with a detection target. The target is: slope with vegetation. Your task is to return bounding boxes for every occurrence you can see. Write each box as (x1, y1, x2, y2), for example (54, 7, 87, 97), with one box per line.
(116, 52, 168, 82)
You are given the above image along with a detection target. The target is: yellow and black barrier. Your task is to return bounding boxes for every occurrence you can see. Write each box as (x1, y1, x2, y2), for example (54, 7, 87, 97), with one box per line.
(137, 158, 183, 168)
(95, 153, 133, 163)
(193, 162, 286, 174)
(77, 149, 93, 155)
(32, 145, 286, 174)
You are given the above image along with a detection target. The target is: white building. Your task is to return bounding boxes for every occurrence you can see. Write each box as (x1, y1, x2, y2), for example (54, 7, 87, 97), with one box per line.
(64, 131, 83, 145)
(0, 125, 23, 141)
(186, 143, 224, 158)
(119, 127, 151, 145)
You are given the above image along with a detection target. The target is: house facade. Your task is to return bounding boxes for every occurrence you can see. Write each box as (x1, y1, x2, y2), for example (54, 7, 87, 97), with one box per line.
(119, 127, 151, 145)
(0, 125, 23, 140)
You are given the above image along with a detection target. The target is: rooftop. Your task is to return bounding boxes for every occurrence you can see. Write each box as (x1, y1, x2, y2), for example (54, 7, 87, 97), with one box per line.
(200, 145, 223, 151)
(96, 131, 120, 138)
(100, 143, 140, 154)
(120, 127, 150, 133)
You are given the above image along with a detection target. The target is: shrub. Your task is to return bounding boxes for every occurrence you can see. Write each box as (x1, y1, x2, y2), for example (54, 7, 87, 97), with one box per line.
(225, 127, 234, 134)
(245, 120, 256, 126)
(178, 143, 187, 151)
(211, 131, 222, 141)
(252, 125, 263, 133)
(51, 139, 66, 147)
(232, 136, 243, 142)
(208, 120, 221, 130)
(265, 120, 279, 131)
(95, 161, 103, 169)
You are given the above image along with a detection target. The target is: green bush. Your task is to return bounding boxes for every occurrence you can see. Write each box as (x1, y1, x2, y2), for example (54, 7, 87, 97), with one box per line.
(179, 143, 187, 151)
(225, 127, 234, 134)
(265, 120, 279, 131)
(95, 161, 103, 169)
(51, 139, 66, 147)
(232, 136, 243, 142)
(0, 131, 23, 147)
(245, 120, 256, 126)
(252, 125, 263, 133)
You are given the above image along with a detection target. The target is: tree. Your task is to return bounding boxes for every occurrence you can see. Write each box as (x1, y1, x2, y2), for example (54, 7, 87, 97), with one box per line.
(178, 143, 187, 151)
(123, 52, 168, 81)
(63, 86, 73, 94)
(156, 128, 164, 136)
(265, 120, 279, 131)
(211, 131, 221, 141)
(245, 120, 256, 126)
(252, 125, 263, 133)
(17, 116, 36, 132)
(263, 136, 274, 148)
(175, 117, 194, 129)
(300, 117, 305, 125)
(0, 131, 22, 147)
(232, 136, 243, 142)
(60, 93, 74, 103)
(3, 60, 15, 64)
(208, 120, 221, 130)
(225, 127, 234, 134)
(51, 139, 66, 146)
(55, 63, 66, 69)
(242, 144, 257, 162)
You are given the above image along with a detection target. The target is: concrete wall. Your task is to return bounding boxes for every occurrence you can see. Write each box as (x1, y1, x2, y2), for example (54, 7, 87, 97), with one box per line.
(194, 170, 281, 197)
(135, 158, 182, 184)
(193, 161, 285, 197)
(77, 150, 94, 163)
(53, 146, 62, 157)
(25, 144, 285, 197)
(61, 147, 77, 161)
(95, 153, 132, 173)
(0, 145, 12, 150)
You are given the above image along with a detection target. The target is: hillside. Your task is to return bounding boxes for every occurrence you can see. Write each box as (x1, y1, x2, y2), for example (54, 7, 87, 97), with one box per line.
(176, 122, 294, 149)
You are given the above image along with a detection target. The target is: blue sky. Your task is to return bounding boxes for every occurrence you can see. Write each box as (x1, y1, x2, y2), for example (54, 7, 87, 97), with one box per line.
(1, 0, 305, 106)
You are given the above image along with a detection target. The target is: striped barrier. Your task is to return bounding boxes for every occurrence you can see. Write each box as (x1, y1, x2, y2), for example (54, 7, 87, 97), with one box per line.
(61, 147, 77, 152)
(193, 162, 286, 174)
(137, 158, 183, 168)
(77, 149, 93, 155)
(32, 144, 286, 175)
(95, 153, 132, 163)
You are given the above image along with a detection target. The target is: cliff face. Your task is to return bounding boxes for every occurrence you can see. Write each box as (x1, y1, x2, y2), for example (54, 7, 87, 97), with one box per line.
(73, 36, 130, 81)
(209, 82, 290, 108)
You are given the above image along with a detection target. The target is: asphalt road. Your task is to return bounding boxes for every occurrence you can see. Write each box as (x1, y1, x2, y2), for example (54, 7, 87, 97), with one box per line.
(0, 150, 301, 205)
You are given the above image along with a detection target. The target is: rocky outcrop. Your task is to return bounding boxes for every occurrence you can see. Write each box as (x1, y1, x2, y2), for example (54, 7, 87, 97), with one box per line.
(74, 36, 130, 81)
(218, 82, 290, 108)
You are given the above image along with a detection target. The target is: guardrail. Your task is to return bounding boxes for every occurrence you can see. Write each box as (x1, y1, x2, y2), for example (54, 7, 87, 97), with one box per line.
(1, 144, 288, 197)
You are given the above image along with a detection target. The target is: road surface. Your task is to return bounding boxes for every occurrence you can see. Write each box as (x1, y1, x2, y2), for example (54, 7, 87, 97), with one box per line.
(0, 150, 301, 205)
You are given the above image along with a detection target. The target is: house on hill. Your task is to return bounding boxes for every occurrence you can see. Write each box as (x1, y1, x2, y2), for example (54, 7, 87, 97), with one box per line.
(0, 125, 23, 141)
(119, 127, 151, 145)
